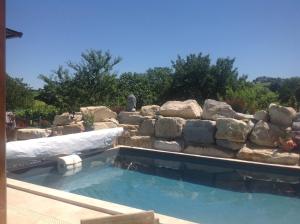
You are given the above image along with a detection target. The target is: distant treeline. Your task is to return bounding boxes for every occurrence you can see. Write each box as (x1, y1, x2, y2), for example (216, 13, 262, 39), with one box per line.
(6, 50, 300, 122)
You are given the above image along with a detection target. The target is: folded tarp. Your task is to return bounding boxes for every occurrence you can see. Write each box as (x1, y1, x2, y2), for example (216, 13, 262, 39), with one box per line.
(6, 128, 123, 160)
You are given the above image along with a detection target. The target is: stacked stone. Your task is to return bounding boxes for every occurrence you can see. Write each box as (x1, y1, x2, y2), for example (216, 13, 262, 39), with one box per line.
(292, 113, 300, 146)
(50, 112, 84, 136)
(80, 106, 119, 130)
(51, 106, 119, 136)
(117, 109, 153, 148)
(238, 103, 299, 165)
(16, 128, 52, 140)
(183, 99, 251, 159)
(117, 99, 300, 166)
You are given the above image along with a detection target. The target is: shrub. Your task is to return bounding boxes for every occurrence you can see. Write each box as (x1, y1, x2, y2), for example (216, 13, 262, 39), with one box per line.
(225, 84, 279, 113)
(82, 112, 94, 131)
(15, 100, 58, 127)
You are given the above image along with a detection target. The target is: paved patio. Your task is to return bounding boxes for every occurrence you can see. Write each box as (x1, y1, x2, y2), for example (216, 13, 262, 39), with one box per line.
(7, 187, 110, 224)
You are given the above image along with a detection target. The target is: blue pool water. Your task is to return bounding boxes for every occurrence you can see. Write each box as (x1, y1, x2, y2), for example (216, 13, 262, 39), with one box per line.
(10, 150, 300, 224)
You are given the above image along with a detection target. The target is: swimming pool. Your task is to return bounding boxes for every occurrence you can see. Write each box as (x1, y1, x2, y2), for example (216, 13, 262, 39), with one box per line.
(9, 147, 300, 224)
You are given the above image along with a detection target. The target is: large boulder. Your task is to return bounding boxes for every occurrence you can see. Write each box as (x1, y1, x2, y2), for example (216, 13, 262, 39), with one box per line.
(159, 100, 202, 119)
(118, 111, 145, 125)
(184, 146, 235, 158)
(202, 99, 237, 120)
(61, 123, 85, 135)
(17, 128, 51, 140)
(254, 110, 268, 122)
(235, 113, 254, 120)
(154, 140, 183, 152)
(268, 103, 296, 127)
(155, 116, 186, 139)
(215, 118, 252, 143)
(293, 132, 300, 145)
(80, 106, 117, 122)
(183, 120, 216, 145)
(53, 113, 72, 126)
(73, 112, 83, 122)
(118, 136, 153, 148)
(292, 122, 300, 131)
(140, 105, 160, 117)
(294, 113, 300, 122)
(249, 120, 284, 147)
(93, 122, 118, 130)
(237, 146, 300, 166)
(118, 124, 139, 137)
(139, 119, 156, 136)
(216, 139, 245, 151)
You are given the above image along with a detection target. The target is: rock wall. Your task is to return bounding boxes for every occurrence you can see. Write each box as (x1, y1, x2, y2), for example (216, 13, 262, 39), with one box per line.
(117, 99, 300, 166)
(12, 99, 300, 167)
(15, 106, 120, 140)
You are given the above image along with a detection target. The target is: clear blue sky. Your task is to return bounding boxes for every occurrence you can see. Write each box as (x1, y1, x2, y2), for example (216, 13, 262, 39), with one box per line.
(6, 0, 300, 89)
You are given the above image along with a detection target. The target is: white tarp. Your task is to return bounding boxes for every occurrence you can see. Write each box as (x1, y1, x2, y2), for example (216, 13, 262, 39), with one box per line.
(6, 128, 123, 160)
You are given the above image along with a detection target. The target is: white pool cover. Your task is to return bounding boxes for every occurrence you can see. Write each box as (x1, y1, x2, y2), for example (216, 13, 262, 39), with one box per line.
(6, 128, 123, 160)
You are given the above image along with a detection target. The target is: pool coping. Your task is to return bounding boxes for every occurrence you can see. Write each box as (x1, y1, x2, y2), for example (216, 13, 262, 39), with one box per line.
(117, 146, 300, 176)
(7, 178, 196, 224)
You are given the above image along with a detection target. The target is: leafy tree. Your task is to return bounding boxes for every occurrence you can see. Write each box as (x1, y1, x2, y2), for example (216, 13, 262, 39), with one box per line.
(6, 74, 34, 111)
(277, 77, 300, 107)
(145, 67, 173, 104)
(69, 50, 120, 106)
(170, 54, 242, 103)
(171, 53, 213, 101)
(38, 50, 121, 111)
(117, 72, 154, 108)
(210, 58, 240, 98)
(38, 66, 77, 112)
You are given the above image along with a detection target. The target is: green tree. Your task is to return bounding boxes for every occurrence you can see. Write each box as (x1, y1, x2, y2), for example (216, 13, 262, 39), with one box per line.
(210, 58, 240, 98)
(145, 67, 173, 104)
(171, 53, 213, 101)
(38, 50, 121, 111)
(278, 77, 300, 108)
(170, 54, 241, 102)
(117, 72, 154, 108)
(6, 74, 34, 111)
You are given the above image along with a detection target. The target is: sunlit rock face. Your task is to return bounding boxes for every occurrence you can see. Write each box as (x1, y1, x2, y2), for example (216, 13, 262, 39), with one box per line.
(202, 99, 237, 121)
(118, 111, 145, 125)
(159, 100, 202, 119)
(268, 103, 296, 127)
(140, 105, 160, 117)
(253, 110, 269, 122)
(155, 116, 186, 139)
(17, 128, 51, 140)
(249, 120, 284, 148)
(237, 146, 300, 166)
(215, 118, 252, 143)
(153, 140, 183, 152)
(80, 106, 117, 122)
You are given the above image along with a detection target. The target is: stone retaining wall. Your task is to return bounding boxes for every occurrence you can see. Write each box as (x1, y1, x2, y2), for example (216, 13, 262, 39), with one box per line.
(117, 99, 300, 167)
(13, 99, 300, 167)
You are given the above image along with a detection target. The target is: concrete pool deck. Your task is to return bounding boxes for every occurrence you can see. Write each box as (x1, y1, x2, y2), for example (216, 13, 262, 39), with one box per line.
(7, 178, 195, 224)
(8, 187, 109, 224)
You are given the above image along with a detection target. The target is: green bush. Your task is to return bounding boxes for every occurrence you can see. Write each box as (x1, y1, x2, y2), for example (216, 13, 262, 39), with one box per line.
(15, 100, 58, 127)
(225, 84, 279, 113)
(82, 112, 94, 131)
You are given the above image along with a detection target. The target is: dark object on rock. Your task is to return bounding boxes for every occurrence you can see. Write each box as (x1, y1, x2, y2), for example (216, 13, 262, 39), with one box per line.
(127, 94, 136, 112)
